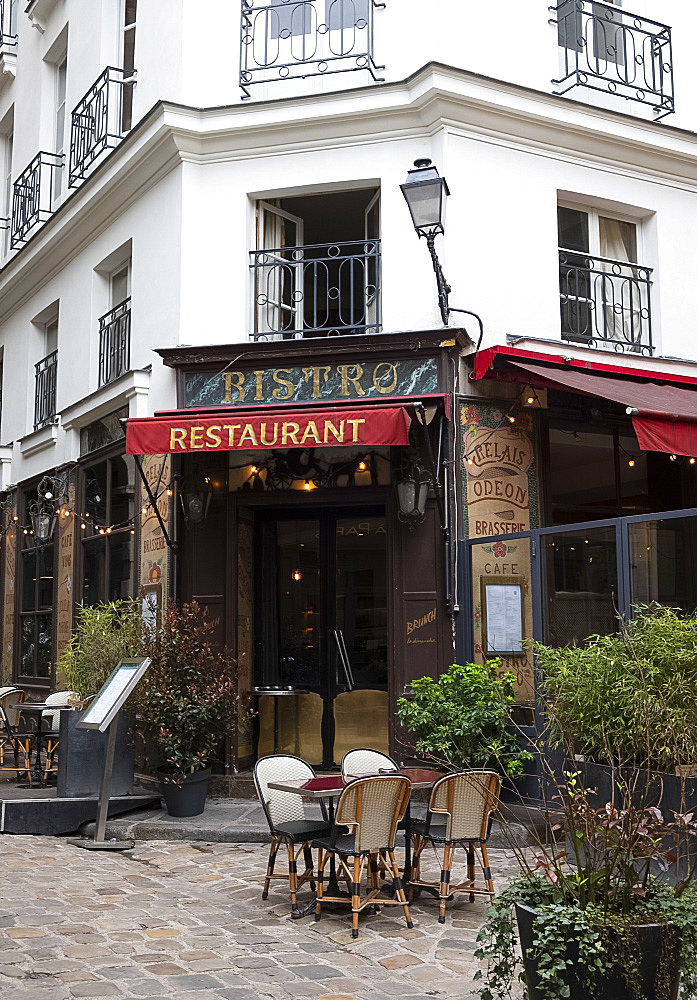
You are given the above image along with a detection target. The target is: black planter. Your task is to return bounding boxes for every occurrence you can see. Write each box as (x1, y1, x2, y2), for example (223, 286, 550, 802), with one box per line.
(516, 902, 680, 1000)
(158, 767, 211, 817)
(57, 709, 134, 798)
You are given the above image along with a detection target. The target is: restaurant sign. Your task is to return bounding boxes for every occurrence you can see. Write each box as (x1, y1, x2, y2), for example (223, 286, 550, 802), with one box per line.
(184, 358, 439, 408)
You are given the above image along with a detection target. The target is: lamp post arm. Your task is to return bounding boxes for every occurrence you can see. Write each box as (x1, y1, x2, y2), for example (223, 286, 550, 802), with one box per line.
(425, 232, 451, 327)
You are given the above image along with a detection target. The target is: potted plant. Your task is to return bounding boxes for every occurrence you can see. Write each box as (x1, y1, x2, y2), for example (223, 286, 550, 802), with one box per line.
(395, 661, 532, 778)
(139, 600, 241, 818)
(55, 599, 143, 797)
(474, 625, 697, 1000)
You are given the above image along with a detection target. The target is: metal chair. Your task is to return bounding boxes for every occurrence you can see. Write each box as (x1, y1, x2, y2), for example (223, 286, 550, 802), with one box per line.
(254, 754, 330, 915)
(0, 702, 34, 781)
(313, 774, 414, 938)
(341, 747, 397, 779)
(0, 688, 25, 768)
(410, 770, 501, 923)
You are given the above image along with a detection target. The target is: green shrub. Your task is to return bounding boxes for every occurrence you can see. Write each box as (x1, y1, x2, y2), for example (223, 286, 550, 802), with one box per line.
(56, 600, 143, 701)
(395, 661, 530, 777)
(538, 606, 697, 771)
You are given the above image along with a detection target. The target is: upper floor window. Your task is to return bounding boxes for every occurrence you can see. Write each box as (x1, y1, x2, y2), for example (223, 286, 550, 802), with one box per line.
(240, 0, 384, 99)
(251, 188, 380, 340)
(557, 204, 653, 355)
(99, 259, 132, 386)
(34, 315, 58, 429)
(2, 128, 11, 256)
(552, 0, 674, 119)
(52, 55, 66, 204)
(122, 0, 136, 130)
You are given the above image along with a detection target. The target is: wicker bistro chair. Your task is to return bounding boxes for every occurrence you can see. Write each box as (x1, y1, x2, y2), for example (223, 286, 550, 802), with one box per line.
(0, 688, 26, 768)
(254, 754, 331, 914)
(313, 774, 414, 938)
(0, 701, 34, 781)
(41, 691, 74, 781)
(410, 770, 501, 923)
(341, 748, 397, 779)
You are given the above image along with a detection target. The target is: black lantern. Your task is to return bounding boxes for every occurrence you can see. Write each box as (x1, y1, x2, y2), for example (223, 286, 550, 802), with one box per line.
(396, 466, 430, 530)
(29, 475, 64, 544)
(179, 476, 213, 526)
(400, 158, 450, 237)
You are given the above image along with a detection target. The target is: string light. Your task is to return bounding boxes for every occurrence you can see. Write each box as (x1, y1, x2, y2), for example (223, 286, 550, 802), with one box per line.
(690, 458, 696, 466)
(526, 395, 535, 405)
(357, 460, 367, 472)
(508, 415, 516, 424)
(627, 458, 635, 468)
(670, 454, 678, 462)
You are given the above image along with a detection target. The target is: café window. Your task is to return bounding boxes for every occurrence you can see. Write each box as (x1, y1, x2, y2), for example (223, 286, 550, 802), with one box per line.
(18, 486, 54, 684)
(81, 452, 135, 604)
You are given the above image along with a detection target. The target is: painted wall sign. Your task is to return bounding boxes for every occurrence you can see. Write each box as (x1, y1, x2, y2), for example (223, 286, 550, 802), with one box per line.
(184, 358, 439, 408)
(139, 455, 171, 603)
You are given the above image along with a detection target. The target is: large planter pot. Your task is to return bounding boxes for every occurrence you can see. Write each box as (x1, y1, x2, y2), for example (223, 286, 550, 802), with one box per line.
(158, 767, 211, 817)
(57, 709, 134, 798)
(515, 902, 680, 1000)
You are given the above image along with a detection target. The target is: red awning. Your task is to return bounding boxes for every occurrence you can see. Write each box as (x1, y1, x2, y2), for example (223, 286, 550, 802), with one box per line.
(505, 359, 697, 457)
(126, 403, 415, 455)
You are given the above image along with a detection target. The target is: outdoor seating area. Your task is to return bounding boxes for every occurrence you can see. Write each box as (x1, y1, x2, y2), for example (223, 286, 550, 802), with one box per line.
(254, 748, 501, 938)
(0, 686, 71, 785)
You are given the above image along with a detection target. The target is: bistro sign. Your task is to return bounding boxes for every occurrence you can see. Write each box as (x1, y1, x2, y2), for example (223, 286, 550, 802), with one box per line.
(184, 358, 439, 408)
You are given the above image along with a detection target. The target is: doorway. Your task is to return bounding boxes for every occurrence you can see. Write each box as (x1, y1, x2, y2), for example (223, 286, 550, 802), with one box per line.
(254, 507, 388, 767)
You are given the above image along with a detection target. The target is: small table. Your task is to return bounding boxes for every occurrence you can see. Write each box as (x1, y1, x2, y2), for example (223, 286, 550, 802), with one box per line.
(17, 703, 55, 788)
(269, 767, 443, 913)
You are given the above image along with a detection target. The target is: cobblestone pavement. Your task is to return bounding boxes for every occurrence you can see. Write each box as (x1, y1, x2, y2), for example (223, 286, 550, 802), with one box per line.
(0, 836, 522, 1000)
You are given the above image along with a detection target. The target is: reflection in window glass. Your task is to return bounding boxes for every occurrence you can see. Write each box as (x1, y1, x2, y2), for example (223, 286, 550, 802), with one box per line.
(548, 427, 616, 523)
(80, 453, 135, 605)
(543, 527, 618, 646)
(629, 517, 697, 614)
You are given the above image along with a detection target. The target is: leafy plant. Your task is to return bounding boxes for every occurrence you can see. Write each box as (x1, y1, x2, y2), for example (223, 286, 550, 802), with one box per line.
(537, 606, 697, 771)
(138, 600, 242, 779)
(395, 661, 531, 777)
(56, 600, 143, 701)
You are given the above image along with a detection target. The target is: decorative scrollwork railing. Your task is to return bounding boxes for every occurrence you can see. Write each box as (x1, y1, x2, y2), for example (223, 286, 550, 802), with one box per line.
(251, 238, 381, 340)
(551, 1, 674, 119)
(11, 152, 64, 249)
(559, 248, 653, 355)
(34, 351, 57, 430)
(69, 67, 136, 188)
(98, 298, 131, 387)
(240, 0, 385, 98)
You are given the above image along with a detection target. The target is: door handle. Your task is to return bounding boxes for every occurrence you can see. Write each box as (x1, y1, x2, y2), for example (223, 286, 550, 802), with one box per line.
(333, 629, 354, 691)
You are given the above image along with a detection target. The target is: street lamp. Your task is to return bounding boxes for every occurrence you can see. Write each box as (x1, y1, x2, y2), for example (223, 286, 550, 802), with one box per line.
(396, 464, 430, 530)
(400, 158, 452, 325)
(29, 475, 64, 543)
(179, 475, 213, 526)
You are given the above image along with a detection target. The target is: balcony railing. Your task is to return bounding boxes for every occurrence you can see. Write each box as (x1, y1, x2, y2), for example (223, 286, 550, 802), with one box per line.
(69, 67, 136, 188)
(251, 238, 381, 340)
(99, 298, 131, 387)
(240, 0, 385, 98)
(551, 1, 674, 119)
(11, 152, 64, 249)
(559, 248, 653, 355)
(34, 351, 57, 430)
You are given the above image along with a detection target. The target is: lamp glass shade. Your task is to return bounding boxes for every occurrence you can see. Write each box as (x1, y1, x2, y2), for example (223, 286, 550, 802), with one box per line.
(31, 510, 54, 543)
(415, 480, 429, 516)
(400, 159, 449, 235)
(396, 477, 417, 516)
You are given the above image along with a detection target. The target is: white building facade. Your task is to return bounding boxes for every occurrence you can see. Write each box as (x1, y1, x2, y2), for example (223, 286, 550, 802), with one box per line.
(2, 0, 697, 774)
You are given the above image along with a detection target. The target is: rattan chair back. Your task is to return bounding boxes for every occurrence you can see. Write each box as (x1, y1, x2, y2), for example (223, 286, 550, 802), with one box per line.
(341, 748, 397, 780)
(336, 775, 411, 853)
(428, 770, 501, 841)
(0, 688, 24, 728)
(254, 754, 315, 833)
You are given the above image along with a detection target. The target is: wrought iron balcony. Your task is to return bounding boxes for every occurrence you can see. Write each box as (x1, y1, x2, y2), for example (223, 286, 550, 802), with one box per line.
(240, 0, 385, 98)
(34, 351, 57, 430)
(11, 152, 64, 249)
(99, 298, 131, 387)
(559, 248, 653, 355)
(251, 239, 381, 340)
(551, 1, 674, 119)
(69, 67, 136, 188)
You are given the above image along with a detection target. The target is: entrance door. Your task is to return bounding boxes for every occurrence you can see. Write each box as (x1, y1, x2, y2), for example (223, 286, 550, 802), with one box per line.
(255, 509, 388, 767)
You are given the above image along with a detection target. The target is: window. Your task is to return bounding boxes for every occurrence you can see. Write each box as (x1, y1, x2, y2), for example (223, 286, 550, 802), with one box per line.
(53, 56, 66, 204)
(34, 315, 58, 429)
(269, 0, 369, 39)
(18, 486, 54, 685)
(3, 129, 11, 257)
(80, 452, 135, 605)
(557, 204, 650, 351)
(121, 0, 136, 131)
(110, 262, 130, 308)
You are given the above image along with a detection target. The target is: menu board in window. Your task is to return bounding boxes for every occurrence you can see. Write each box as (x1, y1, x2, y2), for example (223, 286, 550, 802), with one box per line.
(481, 577, 524, 657)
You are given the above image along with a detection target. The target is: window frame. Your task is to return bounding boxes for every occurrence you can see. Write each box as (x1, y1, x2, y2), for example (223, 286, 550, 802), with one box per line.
(557, 201, 642, 263)
(14, 481, 56, 689)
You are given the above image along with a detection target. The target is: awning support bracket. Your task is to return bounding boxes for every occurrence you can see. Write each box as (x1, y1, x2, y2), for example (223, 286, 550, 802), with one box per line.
(133, 454, 177, 552)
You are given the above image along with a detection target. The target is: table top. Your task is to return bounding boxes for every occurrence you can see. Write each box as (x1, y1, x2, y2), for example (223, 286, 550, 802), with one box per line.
(18, 703, 54, 712)
(268, 767, 444, 799)
(252, 688, 309, 697)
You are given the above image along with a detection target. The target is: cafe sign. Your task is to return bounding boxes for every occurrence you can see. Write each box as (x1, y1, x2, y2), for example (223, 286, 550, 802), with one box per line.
(184, 358, 439, 408)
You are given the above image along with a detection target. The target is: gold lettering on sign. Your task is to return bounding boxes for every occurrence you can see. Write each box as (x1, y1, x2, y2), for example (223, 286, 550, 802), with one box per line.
(272, 369, 295, 400)
(205, 425, 222, 448)
(324, 420, 344, 444)
(346, 418, 366, 443)
(406, 608, 437, 635)
(300, 421, 321, 445)
(222, 371, 246, 403)
(281, 421, 300, 445)
(190, 426, 205, 450)
(302, 366, 331, 398)
(338, 364, 366, 397)
(260, 422, 278, 446)
(253, 370, 265, 402)
(170, 428, 187, 450)
(373, 362, 398, 395)
(226, 424, 242, 447)
(239, 424, 258, 447)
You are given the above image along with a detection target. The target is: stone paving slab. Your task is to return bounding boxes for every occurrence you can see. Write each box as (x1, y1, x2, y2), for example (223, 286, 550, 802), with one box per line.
(0, 835, 525, 1000)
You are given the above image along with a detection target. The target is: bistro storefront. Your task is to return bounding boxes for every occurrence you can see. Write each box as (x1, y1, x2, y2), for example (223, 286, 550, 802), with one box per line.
(126, 331, 467, 770)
